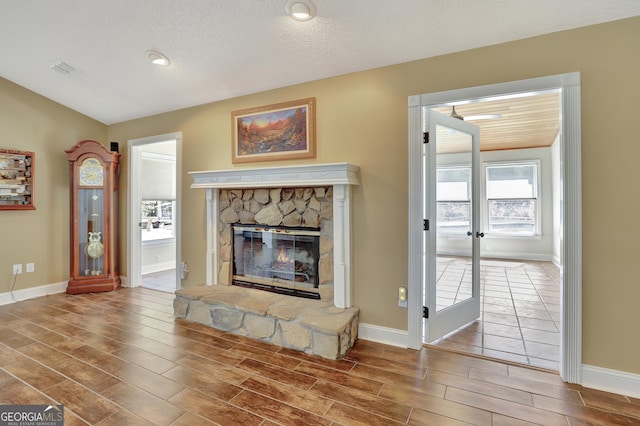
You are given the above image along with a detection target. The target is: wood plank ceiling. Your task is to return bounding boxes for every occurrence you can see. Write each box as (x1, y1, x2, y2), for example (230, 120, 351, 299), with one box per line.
(432, 91, 560, 152)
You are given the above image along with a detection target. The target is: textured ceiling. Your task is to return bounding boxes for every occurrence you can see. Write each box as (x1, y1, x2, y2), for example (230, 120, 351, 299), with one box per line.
(1, 1, 639, 125)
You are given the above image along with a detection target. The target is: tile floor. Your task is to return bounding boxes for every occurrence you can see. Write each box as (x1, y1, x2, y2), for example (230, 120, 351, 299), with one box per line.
(430, 257, 561, 370)
(141, 269, 177, 293)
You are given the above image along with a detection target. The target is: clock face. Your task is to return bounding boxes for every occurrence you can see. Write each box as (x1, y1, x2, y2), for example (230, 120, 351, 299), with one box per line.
(79, 158, 104, 186)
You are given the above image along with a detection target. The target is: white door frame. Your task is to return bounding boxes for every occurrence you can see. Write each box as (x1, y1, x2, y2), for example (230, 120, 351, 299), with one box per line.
(408, 73, 582, 384)
(127, 132, 182, 290)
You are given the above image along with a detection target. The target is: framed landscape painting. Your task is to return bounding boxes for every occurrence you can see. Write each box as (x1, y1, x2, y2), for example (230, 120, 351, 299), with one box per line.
(231, 97, 315, 163)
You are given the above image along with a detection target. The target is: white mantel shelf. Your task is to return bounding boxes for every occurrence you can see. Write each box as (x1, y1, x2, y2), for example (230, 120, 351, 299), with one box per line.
(189, 162, 360, 189)
(189, 162, 360, 309)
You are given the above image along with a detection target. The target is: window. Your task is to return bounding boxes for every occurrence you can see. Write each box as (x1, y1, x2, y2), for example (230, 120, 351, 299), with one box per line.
(437, 167, 471, 234)
(141, 200, 174, 241)
(485, 162, 539, 235)
(140, 151, 176, 242)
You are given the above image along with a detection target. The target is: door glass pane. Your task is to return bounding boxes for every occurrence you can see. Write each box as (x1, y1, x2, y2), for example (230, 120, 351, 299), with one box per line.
(435, 123, 473, 312)
(437, 167, 471, 234)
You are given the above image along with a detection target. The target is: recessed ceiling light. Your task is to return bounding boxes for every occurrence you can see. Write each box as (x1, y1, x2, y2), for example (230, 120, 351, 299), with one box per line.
(145, 50, 170, 66)
(285, 0, 316, 21)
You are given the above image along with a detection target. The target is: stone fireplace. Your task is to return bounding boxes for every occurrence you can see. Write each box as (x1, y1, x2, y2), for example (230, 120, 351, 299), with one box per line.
(188, 162, 359, 309)
(173, 163, 361, 359)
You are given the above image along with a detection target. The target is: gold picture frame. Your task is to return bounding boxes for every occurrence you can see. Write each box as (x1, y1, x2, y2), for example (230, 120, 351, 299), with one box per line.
(231, 97, 315, 163)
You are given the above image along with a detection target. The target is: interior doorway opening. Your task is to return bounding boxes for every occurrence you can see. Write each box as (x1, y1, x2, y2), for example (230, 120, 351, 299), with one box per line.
(427, 90, 562, 370)
(408, 72, 582, 383)
(128, 133, 182, 293)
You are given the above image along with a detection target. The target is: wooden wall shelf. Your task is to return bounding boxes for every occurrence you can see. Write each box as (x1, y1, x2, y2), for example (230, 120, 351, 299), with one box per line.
(0, 149, 34, 210)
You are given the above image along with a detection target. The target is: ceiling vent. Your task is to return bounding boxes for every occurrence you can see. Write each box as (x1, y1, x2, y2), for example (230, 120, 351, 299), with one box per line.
(50, 60, 78, 75)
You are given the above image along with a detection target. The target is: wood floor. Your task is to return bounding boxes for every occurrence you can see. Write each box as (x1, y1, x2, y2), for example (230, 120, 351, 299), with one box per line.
(0, 288, 638, 425)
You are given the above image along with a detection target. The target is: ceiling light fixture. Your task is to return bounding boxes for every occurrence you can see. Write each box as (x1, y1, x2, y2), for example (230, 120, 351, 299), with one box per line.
(285, 0, 316, 21)
(450, 106, 464, 120)
(145, 50, 170, 66)
(450, 106, 503, 121)
(465, 113, 503, 121)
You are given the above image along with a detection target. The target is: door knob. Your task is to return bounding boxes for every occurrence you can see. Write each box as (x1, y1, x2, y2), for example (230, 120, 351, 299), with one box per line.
(476, 231, 485, 238)
(466, 231, 472, 236)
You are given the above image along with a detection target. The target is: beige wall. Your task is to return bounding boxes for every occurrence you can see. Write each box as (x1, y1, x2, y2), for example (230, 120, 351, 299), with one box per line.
(0, 78, 106, 294)
(3, 17, 639, 376)
(109, 17, 640, 375)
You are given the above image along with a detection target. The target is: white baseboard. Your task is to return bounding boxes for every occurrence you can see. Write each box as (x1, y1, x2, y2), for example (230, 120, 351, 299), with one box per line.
(141, 262, 175, 275)
(0, 281, 67, 306)
(480, 251, 553, 262)
(358, 323, 409, 348)
(120, 275, 131, 288)
(438, 249, 553, 263)
(357, 325, 640, 399)
(582, 364, 640, 399)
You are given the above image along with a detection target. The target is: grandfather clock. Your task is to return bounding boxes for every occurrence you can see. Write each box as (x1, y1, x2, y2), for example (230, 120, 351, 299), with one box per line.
(65, 140, 120, 294)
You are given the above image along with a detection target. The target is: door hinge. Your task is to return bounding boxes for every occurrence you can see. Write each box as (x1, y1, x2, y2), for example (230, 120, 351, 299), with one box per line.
(423, 306, 429, 319)
(423, 132, 429, 144)
(423, 219, 429, 231)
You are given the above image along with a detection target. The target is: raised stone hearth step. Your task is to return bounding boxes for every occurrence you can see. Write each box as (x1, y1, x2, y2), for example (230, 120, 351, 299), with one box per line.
(174, 285, 359, 359)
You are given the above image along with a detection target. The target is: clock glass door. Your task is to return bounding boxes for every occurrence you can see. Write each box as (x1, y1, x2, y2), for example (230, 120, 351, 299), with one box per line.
(79, 188, 105, 276)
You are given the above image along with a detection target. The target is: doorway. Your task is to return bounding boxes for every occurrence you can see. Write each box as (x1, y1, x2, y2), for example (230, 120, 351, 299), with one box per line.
(408, 73, 582, 384)
(427, 93, 561, 370)
(128, 132, 182, 293)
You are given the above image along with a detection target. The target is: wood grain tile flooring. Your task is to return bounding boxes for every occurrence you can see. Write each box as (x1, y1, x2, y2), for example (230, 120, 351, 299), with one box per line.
(0, 288, 637, 425)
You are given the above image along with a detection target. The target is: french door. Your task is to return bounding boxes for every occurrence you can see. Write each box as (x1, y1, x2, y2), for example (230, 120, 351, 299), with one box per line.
(410, 73, 582, 383)
(424, 109, 481, 342)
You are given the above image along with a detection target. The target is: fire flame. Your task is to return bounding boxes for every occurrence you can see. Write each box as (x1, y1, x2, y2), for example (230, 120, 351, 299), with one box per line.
(277, 247, 290, 263)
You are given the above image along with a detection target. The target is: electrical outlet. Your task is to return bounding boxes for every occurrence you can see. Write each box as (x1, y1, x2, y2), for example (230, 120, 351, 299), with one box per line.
(180, 261, 189, 280)
(12, 264, 22, 275)
(26, 263, 35, 273)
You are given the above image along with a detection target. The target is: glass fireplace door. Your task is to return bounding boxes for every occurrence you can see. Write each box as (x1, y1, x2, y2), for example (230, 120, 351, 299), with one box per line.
(232, 225, 321, 299)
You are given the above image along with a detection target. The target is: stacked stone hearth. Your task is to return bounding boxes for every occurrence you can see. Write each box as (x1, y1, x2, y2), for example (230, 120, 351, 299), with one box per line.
(174, 285, 359, 359)
(174, 184, 359, 359)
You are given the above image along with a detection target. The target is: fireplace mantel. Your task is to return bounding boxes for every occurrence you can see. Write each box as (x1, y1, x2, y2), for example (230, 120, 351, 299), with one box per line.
(189, 163, 360, 308)
(190, 162, 360, 189)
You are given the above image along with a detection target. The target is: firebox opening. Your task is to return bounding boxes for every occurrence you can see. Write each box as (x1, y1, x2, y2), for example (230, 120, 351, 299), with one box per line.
(231, 224, 321, 300)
